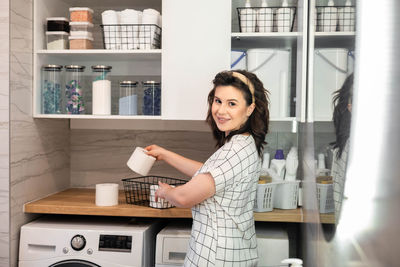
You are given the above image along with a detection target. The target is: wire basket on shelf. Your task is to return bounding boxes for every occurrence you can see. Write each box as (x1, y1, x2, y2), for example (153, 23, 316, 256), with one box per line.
(100, 24, 161, 50)
(237, 6, 297, 33)
(316, 183, 335, 213)
(315, 6, 355, 32)
(122, 176, 186, 209)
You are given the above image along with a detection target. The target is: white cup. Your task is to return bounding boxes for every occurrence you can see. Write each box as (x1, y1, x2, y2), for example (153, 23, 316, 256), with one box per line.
(127, 147, 156, 175)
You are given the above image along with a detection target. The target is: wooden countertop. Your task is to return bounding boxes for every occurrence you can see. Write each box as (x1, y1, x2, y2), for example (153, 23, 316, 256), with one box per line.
(24, 188, 304, 223)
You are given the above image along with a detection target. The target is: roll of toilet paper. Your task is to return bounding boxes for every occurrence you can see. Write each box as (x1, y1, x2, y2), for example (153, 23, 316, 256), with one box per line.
(127, 147, 156, 175)
(149, 184, 174, 209)
(95, 183, 119, 206)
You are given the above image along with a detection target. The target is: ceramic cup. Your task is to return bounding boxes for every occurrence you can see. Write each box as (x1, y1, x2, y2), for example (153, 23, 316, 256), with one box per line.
(127, 147, 156, 176)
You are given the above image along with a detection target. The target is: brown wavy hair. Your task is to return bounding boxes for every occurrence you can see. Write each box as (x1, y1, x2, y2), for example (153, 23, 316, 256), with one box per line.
(206, 70, 270, 158)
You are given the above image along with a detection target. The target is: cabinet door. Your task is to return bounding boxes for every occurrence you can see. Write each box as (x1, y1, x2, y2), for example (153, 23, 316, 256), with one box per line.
(162, 0, 231, 120)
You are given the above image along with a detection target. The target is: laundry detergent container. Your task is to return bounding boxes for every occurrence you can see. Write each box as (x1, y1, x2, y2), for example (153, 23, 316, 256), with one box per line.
(313, 48, 350, 121)
(156, 222, 191, 267)
(247, 49, 291, 119)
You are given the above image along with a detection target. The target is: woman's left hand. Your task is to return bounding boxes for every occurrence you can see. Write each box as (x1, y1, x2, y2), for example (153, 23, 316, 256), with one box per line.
(155, 181, 173, 202)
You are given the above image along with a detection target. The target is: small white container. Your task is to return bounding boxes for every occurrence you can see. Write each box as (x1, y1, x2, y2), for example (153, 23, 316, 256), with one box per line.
(273, 180, 300, 209)
(254, 182, 278, 212)
(316, 183, 335, 213)
(46, 31, 68, 50)
(69, 21, 94, 32)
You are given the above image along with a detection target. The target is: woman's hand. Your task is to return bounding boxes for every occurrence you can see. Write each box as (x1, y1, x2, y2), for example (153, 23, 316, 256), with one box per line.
(144, 144, 169, 161)
(155, 181, 173, 202)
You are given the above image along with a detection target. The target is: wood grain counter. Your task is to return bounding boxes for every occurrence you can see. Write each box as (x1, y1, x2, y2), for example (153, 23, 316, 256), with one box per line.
(24, 188, 304, 223)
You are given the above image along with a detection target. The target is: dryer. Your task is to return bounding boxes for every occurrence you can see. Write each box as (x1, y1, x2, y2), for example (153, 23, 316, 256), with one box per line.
(19, 216, 163, 267)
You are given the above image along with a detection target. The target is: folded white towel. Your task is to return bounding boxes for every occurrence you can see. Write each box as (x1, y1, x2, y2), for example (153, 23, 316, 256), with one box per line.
(120, 9, 141, 24)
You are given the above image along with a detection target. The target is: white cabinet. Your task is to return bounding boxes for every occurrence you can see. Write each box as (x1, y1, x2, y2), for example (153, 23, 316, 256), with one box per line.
(161, 0, 231, 120)
(230, 0, 309, 122)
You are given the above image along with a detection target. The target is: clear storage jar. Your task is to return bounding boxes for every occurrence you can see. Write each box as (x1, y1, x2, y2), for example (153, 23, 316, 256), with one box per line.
(119, 81, 138, 115)
(91, 65, 112, 115)
(46, 17, 70, 33)
(142, 81, 161, 115)
(65, 65, 85, 114)
(69, 7, 94, 23)
(46, 31, 69, 50)
(41, 64, 63, 114)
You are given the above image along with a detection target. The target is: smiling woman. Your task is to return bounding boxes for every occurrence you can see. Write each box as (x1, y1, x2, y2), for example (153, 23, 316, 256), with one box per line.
(145, 70, 270, 267)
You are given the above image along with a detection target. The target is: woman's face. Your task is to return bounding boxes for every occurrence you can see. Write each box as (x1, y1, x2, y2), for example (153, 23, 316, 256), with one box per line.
(212, 85, 255, 136)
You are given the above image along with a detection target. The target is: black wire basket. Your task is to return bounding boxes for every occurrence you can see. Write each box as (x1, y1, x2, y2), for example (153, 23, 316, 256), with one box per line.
(315, 5, 355, 32)
(122, 176, 186, 208)
(100, 24, 161, 50)
(237, 6, 297, 33)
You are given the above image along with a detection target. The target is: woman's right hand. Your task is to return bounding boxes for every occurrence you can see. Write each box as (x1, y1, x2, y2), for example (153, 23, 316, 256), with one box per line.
(144, 144, 169, 161)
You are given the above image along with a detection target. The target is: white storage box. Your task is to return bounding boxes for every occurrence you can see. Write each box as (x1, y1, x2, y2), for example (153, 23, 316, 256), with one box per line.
(317, 183, 335, 213)
(247, 49, 291, 119)
(231, 50, 247, 70)
(274, 180, 300, 209)
(156, 222, 191, 267)
(256, 225, 289, 267)
(313, 48, 349, 121)
(254, 182, 278, 212)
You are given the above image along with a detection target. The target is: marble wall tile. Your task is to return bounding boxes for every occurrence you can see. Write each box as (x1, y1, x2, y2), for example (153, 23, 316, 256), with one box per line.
(9, 0, 70, 266)
(0, 0, 10, 265)
(70, 130, 216, 187)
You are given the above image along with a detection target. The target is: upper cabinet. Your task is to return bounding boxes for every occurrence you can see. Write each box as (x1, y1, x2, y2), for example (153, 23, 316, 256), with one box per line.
(230, 0, 308, 122)
(308, 0, 355, 122)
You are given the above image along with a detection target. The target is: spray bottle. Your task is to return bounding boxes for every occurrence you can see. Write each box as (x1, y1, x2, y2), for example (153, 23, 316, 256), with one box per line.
(338, 0, 355, 31)
(240, 0, 256, 33)
(285, 147, 298, 181)
(276, 0, 294, 32)
(258, 0, 273, 32)
(321, 0, 337, 32)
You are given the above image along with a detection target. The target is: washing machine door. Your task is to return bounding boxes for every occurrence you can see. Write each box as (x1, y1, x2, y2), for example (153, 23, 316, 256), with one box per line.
(50, 260, 101, 267)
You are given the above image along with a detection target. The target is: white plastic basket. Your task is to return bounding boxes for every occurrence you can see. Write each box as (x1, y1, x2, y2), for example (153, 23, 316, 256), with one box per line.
(254, 182, 278, 212)
(316, 183, 335, 213)
(273, 180, 300, 209)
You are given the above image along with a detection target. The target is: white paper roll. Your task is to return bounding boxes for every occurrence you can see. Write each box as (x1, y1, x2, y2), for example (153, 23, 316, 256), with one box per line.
(149, 184, 174, 209)
(127, 147, 156, 175)
(95, 183, 119, 206)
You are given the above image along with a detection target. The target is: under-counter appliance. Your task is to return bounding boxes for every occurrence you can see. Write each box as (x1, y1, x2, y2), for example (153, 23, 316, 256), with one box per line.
(256, 225, 289, 267)
(19, 216, 162, 267)
(155, 222, 191, 267)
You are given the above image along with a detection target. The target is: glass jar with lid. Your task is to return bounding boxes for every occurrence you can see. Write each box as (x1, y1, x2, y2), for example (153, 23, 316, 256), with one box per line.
(91, 65, 112, 115)
(142, 81, 161, 115)
(65, 65, 85, 114)
(119, 81, 138, 115)
(41, 64, 63, 114)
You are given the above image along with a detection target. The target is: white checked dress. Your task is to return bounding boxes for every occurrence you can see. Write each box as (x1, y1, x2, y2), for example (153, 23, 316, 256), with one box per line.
(184, 134, 261, 267)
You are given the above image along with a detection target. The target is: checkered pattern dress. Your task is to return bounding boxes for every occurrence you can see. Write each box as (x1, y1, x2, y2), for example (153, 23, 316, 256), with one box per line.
(332, 141, 349, 223)
(184, 134, 261, 267)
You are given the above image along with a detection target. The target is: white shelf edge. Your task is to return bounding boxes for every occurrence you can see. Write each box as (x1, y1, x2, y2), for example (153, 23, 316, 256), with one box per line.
(314, 32, 355, 36)
(231, 32, 301, 38)
(35, 49, 162, 55)
(33, 114, 162, 120)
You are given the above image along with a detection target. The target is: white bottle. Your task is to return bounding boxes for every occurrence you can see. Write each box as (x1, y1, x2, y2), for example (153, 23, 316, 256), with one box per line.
(285, 147, 298, 181)
(321, 0, 337, 32)
(282, 258, 303, 267)
(240, 0, 256, 33)
(276, 0, 294, 32)
(270, 149, 286, 180)
(260, 152, 270, 175)
(338, 0, 355, 31)
(257, 0, 273, 32)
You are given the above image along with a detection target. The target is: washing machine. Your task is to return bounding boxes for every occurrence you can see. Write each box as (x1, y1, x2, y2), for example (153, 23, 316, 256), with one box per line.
(256, 224, 290, 267)
(19, 216, 163, 267)
(155, 222, 191, 267)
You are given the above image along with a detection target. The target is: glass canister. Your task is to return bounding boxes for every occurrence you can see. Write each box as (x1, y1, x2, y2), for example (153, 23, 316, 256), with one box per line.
(65, 65, 85, 114)
(142, 81, 161, 115)
(119, 81, 138, 115)
(41, 64, 63, 114)
(91, 65, 112, 115)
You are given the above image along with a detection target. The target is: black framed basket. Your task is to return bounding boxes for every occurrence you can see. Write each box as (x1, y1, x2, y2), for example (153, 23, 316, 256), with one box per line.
(122, 176, 186, 208)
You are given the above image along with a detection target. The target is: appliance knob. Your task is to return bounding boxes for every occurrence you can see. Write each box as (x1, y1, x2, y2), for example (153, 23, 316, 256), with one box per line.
(71, 235, 86, 251)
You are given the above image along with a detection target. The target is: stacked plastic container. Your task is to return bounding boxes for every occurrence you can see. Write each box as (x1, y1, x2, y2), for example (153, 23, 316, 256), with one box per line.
(69, 7, 94, 49)
(46, 17, 69, 50)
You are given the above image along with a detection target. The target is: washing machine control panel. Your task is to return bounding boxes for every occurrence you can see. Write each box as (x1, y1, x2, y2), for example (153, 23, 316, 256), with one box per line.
(99, 235, 132, 252)
(71, 234, 86, 251)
